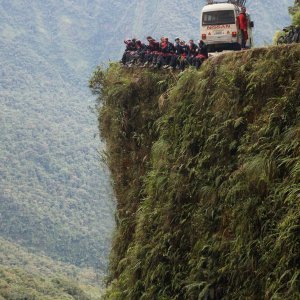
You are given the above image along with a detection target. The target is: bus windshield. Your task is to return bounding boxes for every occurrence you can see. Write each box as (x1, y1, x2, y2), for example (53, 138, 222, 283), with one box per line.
(202, 10, 235, 26)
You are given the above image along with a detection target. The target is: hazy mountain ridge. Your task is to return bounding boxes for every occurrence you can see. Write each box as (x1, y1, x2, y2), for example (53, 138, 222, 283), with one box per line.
(100, 0, 293, 61)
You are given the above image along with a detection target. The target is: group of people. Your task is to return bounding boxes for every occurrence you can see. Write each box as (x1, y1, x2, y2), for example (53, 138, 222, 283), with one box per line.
(121, 36, 209, 71)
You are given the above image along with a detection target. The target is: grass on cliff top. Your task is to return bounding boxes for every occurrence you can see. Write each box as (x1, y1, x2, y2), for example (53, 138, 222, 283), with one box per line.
(91, 44, 300, 300)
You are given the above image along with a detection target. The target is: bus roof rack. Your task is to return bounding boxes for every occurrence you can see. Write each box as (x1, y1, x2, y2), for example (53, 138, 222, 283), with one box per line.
(207, 0, 246, 6)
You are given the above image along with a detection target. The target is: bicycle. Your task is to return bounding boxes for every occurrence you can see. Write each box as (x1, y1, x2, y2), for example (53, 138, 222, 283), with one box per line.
(277, 25, 300, 44)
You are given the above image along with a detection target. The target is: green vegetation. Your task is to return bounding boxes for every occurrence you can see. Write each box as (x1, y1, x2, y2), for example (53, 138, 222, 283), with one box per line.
(0, 266, 91, 300)
(275, 1, 300, 44)
(0, 67, 114, 269)
(291, 1, 300, 26)
(0, 238, 101, 285)
(91, 45, 300, 299)
(0, 2, 294, 297)
(0, 1, 114, 272)
(0, 238, 104, 299)
(90, 64, 176, 286)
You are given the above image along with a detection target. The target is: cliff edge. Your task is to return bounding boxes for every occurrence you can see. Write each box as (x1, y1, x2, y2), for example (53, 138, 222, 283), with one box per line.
(90, 45, 300, 299)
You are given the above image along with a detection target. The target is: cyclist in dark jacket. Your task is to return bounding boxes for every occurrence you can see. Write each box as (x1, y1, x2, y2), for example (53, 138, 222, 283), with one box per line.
(135, 40, 147, 64)
(121, 39, 137, 64)
(157, 37, 175, 68)
(193, 40, 208, 69)
(179, 41, 189, 71)
(174, 37, 182, 54)
(147, 36, 160, 51)
(198, 40, 208, 58)
(187, 39, 198, 65)
(143, 37, 160, 67)
(170, 37, 182, 70)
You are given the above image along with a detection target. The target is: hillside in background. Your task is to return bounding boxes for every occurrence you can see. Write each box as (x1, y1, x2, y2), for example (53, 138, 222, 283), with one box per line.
(83, 0, 294, 61)
(104, 0, 293, 51)
(91, 44, 300, 299)
(0, 0, 115, 272)
(0, 266, 92, 300)
(0, 238, 99, 285)
(0, 238, 103, 299)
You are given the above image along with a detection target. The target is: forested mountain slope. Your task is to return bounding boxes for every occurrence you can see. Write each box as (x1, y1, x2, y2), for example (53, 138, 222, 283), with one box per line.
(91, 44, 300, 299)
(0, 238, 100, 285)
(0, 266, 91, 300)
(0, 238, 103, 299)
(0, 0, 115, 270)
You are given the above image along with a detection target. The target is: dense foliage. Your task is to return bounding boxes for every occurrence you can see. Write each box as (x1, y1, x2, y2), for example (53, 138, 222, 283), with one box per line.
(91, 45, 300, 299)
(275, 0, 300, 44)
(0, 238, 99, 285)
(0, 0, 115, 271)
(0, 266, 91, 300)
(291, 0, 300, 26)
(90, 64, 176, 284)
(0, 0, 295, 297)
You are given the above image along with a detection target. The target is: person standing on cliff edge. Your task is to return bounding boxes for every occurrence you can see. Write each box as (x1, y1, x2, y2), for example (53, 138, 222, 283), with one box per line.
(237, 6, 248, 49)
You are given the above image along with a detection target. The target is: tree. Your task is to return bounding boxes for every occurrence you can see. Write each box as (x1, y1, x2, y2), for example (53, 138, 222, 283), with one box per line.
(290, 0, 300, 26)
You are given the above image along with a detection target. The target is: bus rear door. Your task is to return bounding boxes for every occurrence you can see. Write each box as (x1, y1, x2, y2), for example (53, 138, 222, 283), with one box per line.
(201, 4, 241, 52)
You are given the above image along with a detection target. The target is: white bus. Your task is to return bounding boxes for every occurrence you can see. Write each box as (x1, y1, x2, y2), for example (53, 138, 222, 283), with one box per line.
(200, 1, 254, 52)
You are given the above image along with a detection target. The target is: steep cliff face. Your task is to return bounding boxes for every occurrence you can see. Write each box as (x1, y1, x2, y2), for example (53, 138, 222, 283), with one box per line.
(90, 45, 300, 299)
